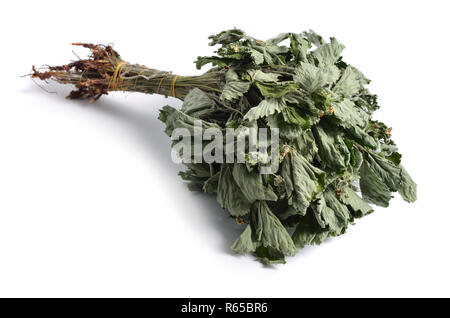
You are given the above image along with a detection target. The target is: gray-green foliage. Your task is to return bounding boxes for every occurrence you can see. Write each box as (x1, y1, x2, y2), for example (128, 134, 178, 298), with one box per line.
(159, 29, 417, 264)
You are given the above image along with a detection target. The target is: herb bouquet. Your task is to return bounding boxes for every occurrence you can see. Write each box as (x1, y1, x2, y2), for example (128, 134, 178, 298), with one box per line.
(32, 29, 416, 264)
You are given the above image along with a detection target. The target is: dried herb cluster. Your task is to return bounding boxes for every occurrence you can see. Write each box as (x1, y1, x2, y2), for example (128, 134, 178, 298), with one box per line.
(32, 29, 416, 264)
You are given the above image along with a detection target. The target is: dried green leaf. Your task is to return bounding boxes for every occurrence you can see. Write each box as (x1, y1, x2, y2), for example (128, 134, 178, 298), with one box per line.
(252, 201, 297, 256)
(217, 165, 252, 216)
(293, 62, 340, 92)
(220, 69, 251, 101)
(231, 225, 257, 254)
(244, 98, 285, 121)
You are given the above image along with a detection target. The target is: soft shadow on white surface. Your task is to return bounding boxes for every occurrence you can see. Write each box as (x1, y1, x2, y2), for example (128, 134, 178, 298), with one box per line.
(83, 99, 250, 256)
(24, 81, 260, 258)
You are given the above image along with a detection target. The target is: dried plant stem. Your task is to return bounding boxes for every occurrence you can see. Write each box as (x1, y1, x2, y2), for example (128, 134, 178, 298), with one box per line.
(32, 43, 223, 102)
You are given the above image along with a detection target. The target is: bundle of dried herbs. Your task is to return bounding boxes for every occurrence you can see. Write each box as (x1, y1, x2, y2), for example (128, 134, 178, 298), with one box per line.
(32, 29, 416, 264)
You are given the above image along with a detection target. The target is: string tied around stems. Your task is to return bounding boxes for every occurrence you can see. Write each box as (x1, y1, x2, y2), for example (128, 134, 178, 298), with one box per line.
(171, 75, 179, 98)
(108, 61, 126, 90)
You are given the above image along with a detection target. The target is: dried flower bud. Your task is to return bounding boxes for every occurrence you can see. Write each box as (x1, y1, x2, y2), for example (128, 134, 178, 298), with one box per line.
(281, 145, 291, 158)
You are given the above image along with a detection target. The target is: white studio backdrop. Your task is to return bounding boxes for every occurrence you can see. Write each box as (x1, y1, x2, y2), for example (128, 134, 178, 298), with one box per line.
(0, 0, 449, 297)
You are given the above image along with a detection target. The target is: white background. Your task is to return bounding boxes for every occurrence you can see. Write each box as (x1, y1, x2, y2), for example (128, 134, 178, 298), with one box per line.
(1, 0, 449, 297)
